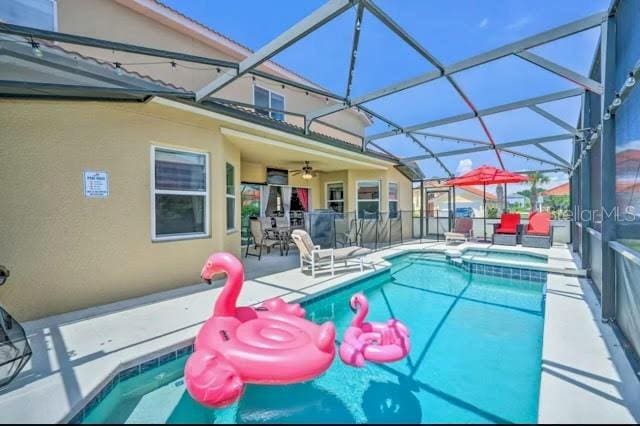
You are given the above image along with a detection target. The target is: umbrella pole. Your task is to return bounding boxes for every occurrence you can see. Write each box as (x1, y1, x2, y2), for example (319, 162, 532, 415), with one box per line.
(483, 183, 487, 242)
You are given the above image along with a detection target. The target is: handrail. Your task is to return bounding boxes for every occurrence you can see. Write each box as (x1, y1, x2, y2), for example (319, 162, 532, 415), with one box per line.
(610, 241, 640, 268)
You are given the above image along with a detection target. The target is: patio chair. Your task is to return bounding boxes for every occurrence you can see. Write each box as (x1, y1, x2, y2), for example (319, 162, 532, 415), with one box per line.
(244, 218, 282, 260)
(492, 213, 521, 246)
(444, 218, 473, 245)
(290, 229, 371, 278)
(335, 217, 359, 247)
(521, 212, 554, 249)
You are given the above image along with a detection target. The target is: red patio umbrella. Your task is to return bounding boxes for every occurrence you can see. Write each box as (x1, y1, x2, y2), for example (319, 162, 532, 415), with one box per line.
(445, 166, 529, 242)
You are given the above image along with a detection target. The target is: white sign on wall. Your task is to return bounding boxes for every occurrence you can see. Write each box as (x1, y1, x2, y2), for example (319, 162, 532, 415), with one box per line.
(83, 171, 109, 198)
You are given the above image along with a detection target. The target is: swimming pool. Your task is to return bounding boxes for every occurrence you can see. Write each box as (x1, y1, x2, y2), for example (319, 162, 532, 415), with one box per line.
(81, 252, 545, 424)
(462, 249, 548, 264)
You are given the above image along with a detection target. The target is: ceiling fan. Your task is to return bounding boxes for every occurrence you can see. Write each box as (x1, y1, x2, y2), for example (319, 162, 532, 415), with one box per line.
(290, 161, 318, 180)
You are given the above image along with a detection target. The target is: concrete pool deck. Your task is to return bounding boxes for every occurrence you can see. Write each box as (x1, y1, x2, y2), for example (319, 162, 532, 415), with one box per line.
(0, 240, 638, 424)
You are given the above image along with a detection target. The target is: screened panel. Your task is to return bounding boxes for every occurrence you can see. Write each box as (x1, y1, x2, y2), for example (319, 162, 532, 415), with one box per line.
(373, 0, 608, 65)
(614, 0, 640, 222)
(528, 27, 601, 76)
(348, 9, 436, 98)
(362, 78, 469, 127)
(451, 55, 577, 110)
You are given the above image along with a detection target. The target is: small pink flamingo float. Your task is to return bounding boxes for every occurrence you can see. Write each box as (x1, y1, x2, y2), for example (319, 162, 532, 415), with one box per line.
(339, 293, 410, 368)
(185, 252, 336, 408)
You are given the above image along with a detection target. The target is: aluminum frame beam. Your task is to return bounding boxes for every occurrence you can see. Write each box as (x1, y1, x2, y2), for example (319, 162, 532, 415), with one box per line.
(416, 167, 569, 184)
(516, 51, 603, 95)
(445, 76, 505, 168)
(305, 12, 605, 119)
(402, 134, 573, 164)
(361, 0, 446, 70)
(345, 2, 365, 98)
(406, 133, 453, 177)
(0, 22, 237, 69)
(528, 105, 582, 136)
(195, 0, 354, 101)
(534, 143, 572, 167)
(411, 132, 491, 146)
(368, 88, 584, 141)
(368, 141, 398, 158)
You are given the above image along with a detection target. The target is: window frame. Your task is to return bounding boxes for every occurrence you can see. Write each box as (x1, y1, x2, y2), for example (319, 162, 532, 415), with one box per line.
(150, 145, 210, 242)
(388, 181, 399, 219)
(325, 181, 345, 214)
(252, 84, 286, 121)
(226, 162, 237, 233)
(356, 180, 381, 220)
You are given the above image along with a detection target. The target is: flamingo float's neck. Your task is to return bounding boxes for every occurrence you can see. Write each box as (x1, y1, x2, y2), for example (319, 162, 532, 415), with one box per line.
(213, 254, 245, 317)
(350, 294, 369, 327)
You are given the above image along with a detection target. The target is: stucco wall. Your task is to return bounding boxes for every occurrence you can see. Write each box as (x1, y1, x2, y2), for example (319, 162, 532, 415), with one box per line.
(55, 0, 368, 143)
(0, 99, 240, 321)
(347, 167, 412, 214)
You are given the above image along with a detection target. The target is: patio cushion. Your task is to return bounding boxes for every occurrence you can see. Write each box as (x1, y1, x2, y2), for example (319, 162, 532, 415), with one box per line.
(333, 247, 371, 260)
(527, 212, 551, 236)
(291, 229, 315, 259)
(495, 213, 520, 234)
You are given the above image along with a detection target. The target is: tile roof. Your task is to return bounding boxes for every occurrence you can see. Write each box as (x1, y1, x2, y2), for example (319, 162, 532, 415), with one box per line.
(542, 182, 570, 196)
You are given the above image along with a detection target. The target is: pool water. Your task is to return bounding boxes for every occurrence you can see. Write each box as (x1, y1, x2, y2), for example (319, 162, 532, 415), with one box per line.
(82, 253, 545, 424)
(463, 249, 548, 264)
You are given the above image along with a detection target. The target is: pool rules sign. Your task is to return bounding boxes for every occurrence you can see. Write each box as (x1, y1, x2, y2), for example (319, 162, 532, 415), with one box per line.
(83, 171, 109, 198)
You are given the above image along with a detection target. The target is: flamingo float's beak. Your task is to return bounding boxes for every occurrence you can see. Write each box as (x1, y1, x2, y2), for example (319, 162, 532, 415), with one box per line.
(315, 322, 336, 353)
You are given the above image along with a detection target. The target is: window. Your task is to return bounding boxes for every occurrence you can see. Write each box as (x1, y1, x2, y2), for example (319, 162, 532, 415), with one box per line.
(226, 163, 235, 231)
(253, 85, 285, 121)
(151, 147, 209, 241)
(326, 182, 344, 214)
(0, 0, 57, 31)
(389, 182, 399, 219)
(357, 181, 380, 219)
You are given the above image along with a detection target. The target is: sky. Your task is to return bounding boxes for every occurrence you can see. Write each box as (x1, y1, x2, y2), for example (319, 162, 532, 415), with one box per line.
(162, 0, 609, 194)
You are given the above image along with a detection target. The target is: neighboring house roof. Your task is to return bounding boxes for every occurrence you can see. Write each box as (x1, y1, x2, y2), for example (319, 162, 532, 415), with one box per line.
(616, 181, 640, 193)
(460, 186, 498, 201)
(113, 0, 372, 125)
(428, 185, 498, 202)
(542, 182, 570, 197)
(616, 149, 640, 164)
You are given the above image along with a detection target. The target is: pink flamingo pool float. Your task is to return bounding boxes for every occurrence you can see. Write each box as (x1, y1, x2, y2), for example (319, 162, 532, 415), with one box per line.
(185, 252, 336, 408)
(339, 293, 410, 367)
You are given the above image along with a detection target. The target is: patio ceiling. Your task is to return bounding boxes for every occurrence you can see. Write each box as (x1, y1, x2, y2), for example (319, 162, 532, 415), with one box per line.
(0, 0, 607, 180)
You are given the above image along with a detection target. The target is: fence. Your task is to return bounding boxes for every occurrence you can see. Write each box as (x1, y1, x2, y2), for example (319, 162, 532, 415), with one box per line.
(305, 210, 414, 250)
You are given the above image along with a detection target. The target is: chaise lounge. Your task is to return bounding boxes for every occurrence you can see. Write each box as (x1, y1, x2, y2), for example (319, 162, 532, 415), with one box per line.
(291, 229, 372, 278)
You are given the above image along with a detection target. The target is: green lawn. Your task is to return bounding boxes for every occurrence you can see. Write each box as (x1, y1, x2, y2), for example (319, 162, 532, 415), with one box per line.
(620, 239, 640, 253)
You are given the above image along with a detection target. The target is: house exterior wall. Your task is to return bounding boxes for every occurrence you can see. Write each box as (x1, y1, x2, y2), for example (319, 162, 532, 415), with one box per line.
(0, 99, 242, 321)
(347, 168, 412, 214)
(0, 97, 401, 321)
(55, 0, 368, 144)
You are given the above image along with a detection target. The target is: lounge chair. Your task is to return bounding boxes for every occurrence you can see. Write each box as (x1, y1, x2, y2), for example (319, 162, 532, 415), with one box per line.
(290, 229, 371, 278)
(444, 218, 473, 245)
(244, 217, 282, 260)
(492, 213, 521, 246)
(521, 212, 553, 249)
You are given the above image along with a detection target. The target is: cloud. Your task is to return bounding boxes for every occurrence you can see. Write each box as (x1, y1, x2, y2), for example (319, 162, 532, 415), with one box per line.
(478, 18, 489, 29)
(506, 16, 530, 31)
(456, 158, 473, 175)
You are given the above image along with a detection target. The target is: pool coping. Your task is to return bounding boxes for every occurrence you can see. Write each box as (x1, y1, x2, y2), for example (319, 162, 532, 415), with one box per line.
(0, 241, 636, 424)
